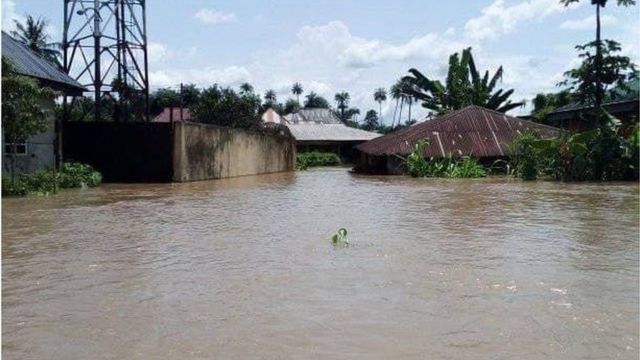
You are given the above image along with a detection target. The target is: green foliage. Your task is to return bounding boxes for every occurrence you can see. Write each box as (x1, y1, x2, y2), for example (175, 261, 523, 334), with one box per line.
(331, 228, 349, 246)
(191, 84, 263, 129)
(303, 92, 330, 108)
(2, 162, 102, 197)
(2, 57, 55, 142)
(403, 47, 524, 115)
(296, 152, 341, 170)
(58, 162, 103, 188)
(529, 91, 573, 124)
(284, 98, 301, 114)
(507, 130, 542, 180)
(362, 110, 379, 130)
(509, 119, 639, 181)
(405, 140, 487, 178)
(559, 40, 637, 114)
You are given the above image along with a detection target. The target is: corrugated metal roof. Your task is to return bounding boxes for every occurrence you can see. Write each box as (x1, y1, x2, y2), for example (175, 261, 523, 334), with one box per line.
(2, 31, 86, 94)
(356, 105, 560, 157)
(151, 107, 192, 122)
(286, 108, 342, 124)
(288, 123, 381, 142)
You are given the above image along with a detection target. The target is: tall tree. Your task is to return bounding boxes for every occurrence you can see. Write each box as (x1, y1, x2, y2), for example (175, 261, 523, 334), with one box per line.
(264, 89, 277, 103)
(373, 88, 387, 124)
(2, 57, 56, 179)
(11, 16, 61, 67)
(560, 0, 636, 114)
(559, 40, 637, 126)
(291, 82, 303, 103)
(363, 109, 379, 130)
(239, 82, 254, 95)
(304, 92, 330, 108)
(284, 98, 300, 114)
(403, 48, 524, 114)
(334, 92, 350, 120)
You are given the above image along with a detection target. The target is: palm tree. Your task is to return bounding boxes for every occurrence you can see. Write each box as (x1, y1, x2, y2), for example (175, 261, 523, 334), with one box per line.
(11, 16, 60, 67)
(264, 89, 277, 104)
(390, 80, 405, 128)
(291, 82, 303, 103)
(240, 82, 254, 94)
(373, 88, 387, 124)
(560, 0, 635, 113)
(334, 92, 350, 120)
(403, 47, 524, 114)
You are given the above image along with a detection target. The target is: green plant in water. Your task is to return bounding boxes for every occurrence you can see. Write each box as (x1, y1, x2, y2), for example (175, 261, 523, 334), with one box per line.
(296, 151, 341, 170)
(2, 162, 102, 197)
(404, 139, 487, 178)
(331, 228, 349, 246)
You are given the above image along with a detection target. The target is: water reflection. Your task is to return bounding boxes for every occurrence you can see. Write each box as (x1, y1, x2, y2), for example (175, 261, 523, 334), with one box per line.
(3, 168, 639, 359)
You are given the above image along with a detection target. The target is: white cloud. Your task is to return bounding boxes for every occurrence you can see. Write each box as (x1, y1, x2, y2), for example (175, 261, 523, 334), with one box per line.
(559, 14, 617, 30)
(150, 65, 251, 88)
(1, 0, 23, 33)
(194, 8, 236, 25)
(464, 0, 579, 41)
(148, 42, 168, 64)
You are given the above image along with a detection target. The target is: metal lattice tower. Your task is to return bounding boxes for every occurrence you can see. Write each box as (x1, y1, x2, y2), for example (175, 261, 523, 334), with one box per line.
(63, 0, 149, 122)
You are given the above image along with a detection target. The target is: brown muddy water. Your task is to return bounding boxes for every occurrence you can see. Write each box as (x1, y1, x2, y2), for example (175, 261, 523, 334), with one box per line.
(2, 167, 639, 359)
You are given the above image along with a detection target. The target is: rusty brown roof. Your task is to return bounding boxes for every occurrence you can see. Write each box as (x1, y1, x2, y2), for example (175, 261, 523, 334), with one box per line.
(151, 107, 192, 123)
(356, 105, 561, 157)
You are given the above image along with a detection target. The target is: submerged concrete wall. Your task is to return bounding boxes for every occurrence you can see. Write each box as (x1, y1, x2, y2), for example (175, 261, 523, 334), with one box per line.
(173, 122, 295, 182)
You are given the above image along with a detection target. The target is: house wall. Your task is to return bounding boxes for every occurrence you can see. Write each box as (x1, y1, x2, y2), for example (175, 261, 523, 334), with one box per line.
(173, 122, 295, 182)
(2, 100, 56, 176)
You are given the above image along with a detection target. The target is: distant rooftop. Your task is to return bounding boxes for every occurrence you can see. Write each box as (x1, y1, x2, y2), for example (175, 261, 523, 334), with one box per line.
(261, 108, 284, 124)
(2, 31, 86, 96)
(287, 123, 381, 142)
(284, 108, 342, 125)
(151, 107, 192, 123)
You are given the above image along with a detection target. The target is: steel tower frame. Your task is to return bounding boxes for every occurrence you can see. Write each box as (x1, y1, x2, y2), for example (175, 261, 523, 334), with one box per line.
(62, 0, 149, 122)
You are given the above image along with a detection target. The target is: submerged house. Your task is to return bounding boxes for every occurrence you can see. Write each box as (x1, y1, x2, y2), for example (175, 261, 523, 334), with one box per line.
(1, 31, 86, 176)
(354, 105, 560, 174)
(544, 99, 639, 132)
(279, 108, 380, 160)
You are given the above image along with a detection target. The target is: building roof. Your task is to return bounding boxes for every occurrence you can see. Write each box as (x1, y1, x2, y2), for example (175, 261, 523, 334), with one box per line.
(357, 105, 560, 157)
(284, 108, 342, 124)
(151, 107, 192, 123)
(2, 31, 86, 95)
(261, 108, 284, 124)
(288, 123, 381, 142)
(546, 99, 639, 121)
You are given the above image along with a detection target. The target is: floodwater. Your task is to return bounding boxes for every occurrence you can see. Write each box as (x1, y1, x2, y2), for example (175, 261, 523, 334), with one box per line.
(2, 167, 639, 359)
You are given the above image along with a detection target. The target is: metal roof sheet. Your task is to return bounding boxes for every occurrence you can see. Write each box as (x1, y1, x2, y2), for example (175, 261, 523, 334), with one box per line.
(286, 108, 342, 124)
(2, 31, 86, 94)
(356, 105, 561, 157)
(288, 123, 381, 142)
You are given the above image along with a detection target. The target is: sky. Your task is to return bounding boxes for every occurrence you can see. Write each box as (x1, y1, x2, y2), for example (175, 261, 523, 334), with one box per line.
(2, 0, 639, 123)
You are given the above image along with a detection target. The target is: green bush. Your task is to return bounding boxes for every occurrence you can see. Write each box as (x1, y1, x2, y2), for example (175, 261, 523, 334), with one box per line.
(296, 152, 341, 170)
(508, 120, 640, 182)
(59, 162, 102, 188)
(508, 130, 541, 180)
(2, 162, 102, 197)
(405, 139, 487, 178)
